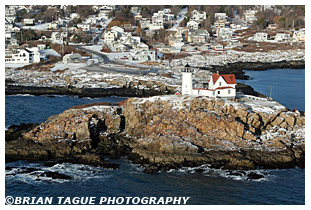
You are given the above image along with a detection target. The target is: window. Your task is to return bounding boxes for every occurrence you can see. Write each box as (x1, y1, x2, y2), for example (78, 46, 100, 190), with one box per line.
(228, 90, 231, 94)
(218, 91, 220, 94)
(219, 82, 221, 86)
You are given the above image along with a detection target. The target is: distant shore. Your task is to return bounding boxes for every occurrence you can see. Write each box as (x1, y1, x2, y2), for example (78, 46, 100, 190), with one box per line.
(5, 59, 304, 98)
(199, 59, 305, 80)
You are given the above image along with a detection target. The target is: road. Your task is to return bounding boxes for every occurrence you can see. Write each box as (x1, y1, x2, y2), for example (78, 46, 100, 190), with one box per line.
(168, 7, 188, 31)
(74, 45, 168, 75)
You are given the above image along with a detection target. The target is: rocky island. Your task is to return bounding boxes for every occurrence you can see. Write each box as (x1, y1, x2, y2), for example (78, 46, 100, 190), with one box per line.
(6, 95, 305, 174)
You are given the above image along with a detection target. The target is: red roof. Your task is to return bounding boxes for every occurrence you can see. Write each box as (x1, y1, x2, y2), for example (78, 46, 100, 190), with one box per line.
(193, 87, 235, 91)
(211, 73, 236, 85)
(215, 86, 234, 90)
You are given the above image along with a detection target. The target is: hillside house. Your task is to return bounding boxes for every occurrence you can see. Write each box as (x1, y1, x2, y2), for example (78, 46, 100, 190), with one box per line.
(48, 22, 58, 30)
(253, 32, 269, 42)
(187, 29, 210, 43)
(113, 43, 128, 52)
(104, 31, 116, 43)
(150, 19, 164, 30)
(77, 23, 91, 32)
(23, 18, 35, 25)
(5, 47, 40, 64)
(136, 42, 149, 51)
(275, 33, 290, 42)
(187, 20, 199, 30)
(217, 28, 233, 40)
(210, 43, 225, 51)
(191, 10, 206, 21)
(244, 10, 257, 24)
(110, 26, 125, 36)
(63, 53, 82, 63)
(267, 23, 278, 30)
(131, 6, 141, 14)
(215, 13, 227, 21)
(129, 50, 157, 62)
(226, 39, 243, 48)
(51, 32, 67, 44)
(140, 18, 151, 29)
(293, 28, 305, 41)
(134, 14, 142, 21)
(214, 20, 225, 29)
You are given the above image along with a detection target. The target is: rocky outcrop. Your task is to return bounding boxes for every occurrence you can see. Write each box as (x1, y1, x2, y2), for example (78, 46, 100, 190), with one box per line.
(199, 60, 305, 80)
(6, 95, 305, 173)
(5, 85, 172, 98)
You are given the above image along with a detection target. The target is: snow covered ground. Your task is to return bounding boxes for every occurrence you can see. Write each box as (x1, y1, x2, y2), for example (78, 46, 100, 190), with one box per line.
(169, 49, 305, 67)
(50, 62, 88, 71)
(40, 49, 61, 57)
(21, 23, 50, 30)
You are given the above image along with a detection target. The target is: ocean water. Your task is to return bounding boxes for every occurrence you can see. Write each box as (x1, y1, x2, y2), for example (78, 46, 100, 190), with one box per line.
(5, 69, 305, 204)
(238, 69, 305, 111)
(5, 95, 127, 129)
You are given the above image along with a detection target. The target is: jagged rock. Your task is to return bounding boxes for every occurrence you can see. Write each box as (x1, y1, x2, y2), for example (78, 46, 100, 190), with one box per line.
(6, 96, 305, 172)
(270, 116, 284, 127)
(247, 172, 265, 180)
(284, 115, 295, 126)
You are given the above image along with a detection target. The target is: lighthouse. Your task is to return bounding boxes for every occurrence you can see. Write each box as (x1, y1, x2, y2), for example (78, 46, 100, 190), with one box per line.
(182, 63, 193, 95)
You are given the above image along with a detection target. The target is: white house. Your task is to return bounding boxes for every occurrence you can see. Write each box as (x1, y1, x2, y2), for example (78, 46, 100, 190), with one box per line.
(63, 53, 82, 63)
(187, 20, 199, 30)
(128, 50, 157, 62)
(275, 33, 290, 42)
(244, 10, 258, 24)
(51, 32, 67, 44)
(135, 42, 149, 51)
(77, 23, 91, 32)
(70, 13, 80, 20)
(23, 18, 35, 25)
(48, 22, 58, 30)
(131, 6, 141, 14)
(191, 10, 206, 21)
(215, 13, 227, 21)
(217, 28, 233, 40)
(140, 18, 151, 29)
(110, 26, 125, 36)
(253, 32, 269, 42)
(182, 66, 237, 98)
(5, 47, 40, 64)
(149, 19, 164, 30)
(210, 43, 225, 51)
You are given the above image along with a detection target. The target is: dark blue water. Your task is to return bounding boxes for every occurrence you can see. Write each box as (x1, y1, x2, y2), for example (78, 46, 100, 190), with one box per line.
(5, 95, 127, 129)
(5, 69, 305, 205)
(238, 69, 305, 111)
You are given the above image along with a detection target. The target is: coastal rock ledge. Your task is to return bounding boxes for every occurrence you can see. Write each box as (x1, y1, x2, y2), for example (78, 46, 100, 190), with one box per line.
(6, 95, 305, 173)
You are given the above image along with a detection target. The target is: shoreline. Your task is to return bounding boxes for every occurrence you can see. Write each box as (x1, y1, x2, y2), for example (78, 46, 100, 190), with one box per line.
(199, 59, 305, 80)
(5, 60, 304, 98)
(5, 85, 169, 98)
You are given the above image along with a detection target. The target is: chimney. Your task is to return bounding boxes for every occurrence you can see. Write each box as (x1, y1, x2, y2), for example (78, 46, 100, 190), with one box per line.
(216, 71, 219, 75)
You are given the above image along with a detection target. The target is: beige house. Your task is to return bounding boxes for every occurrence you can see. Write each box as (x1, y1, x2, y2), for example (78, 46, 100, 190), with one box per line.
(214, 20, 225, 29)
(293, 28, 305, 41)
(104, 31, 116, 43)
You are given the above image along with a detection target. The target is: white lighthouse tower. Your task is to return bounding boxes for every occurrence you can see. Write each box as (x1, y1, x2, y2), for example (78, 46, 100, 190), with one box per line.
(182, 63, 193, 95)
